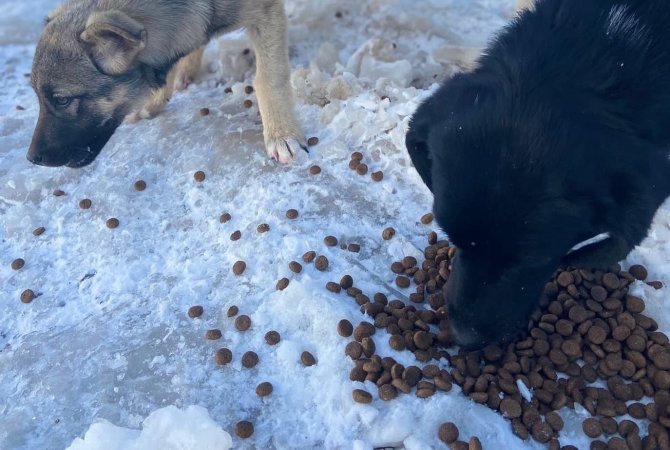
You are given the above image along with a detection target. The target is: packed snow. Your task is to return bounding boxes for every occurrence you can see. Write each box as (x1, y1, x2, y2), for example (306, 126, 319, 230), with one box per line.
(1, 0, 668, 449)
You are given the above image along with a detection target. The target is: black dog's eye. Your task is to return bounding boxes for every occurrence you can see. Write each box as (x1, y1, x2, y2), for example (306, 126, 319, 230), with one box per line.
(53, 95, 73, 108)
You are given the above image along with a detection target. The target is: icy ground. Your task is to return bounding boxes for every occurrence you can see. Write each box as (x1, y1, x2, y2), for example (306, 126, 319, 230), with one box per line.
(1, 0, 669, 449)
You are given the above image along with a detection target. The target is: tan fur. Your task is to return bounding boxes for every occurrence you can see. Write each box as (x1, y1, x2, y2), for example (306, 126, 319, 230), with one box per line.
(32, 0, 305, 166)
(516, 0, 536, 12)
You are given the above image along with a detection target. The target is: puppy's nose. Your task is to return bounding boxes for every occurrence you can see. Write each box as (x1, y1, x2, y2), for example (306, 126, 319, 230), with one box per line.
(27, 153, 44, 165)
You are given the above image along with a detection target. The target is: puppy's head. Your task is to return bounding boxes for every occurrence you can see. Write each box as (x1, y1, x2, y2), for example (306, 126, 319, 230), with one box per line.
(28, 8, 158, 168)
(430, 114, 599, 349)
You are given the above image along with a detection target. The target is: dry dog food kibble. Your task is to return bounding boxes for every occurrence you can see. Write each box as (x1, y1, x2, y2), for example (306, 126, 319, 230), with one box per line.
(235, 420, 254, 439)
(289, 261, 303, 273)
(188, 305, 204, 318)
(215, 348, 232, 365)
(420, 213, 434, 224)
(134, 180, 147, 191)
(348, 243, 361, 253)
(227, 306, 239, 317)
(382, 227, 395, 240)
(20, 289, 36, 304)
(286, 209, 299, 219)
(301, 351, 317, 366)
(53, 189, 66, 196)
(265, 330, 281, 345)
(220, 213, 232, 223)
(356, 164, 368, 176)
(257, 223, 270, 233)
(206, 329, 222, 340)
(303, 251, 317, 263)
(235, 315, 251, 332)
(307, 136, 319, 146)
(106, 218, 119, 229)
(371, 171, 384, 182)
(242, 351, 259, 368)
(337, 319, 354, 337)
(199, 107, 210, 116)
(256, 382, 273, 397)
(230, 230, 242, 241)
(33, 227, 46, 236)
(243, 99, 253, 108)
(11, 259, 24, 270)
(194, 171, 206, 182)
(326, 282, 341, 293)
(309, 165, 322, 175)
(244, 85, 254, 94)
(351, 152, 363, 161)
(324, 236, 338, 246)
(276, 278, 290, 290)
(315, 256, 329, 271)
(438, 422, 459, 444)
(79, 199, 92, 209)
(352, 389, 373, 404)
(348, 160, 360, 170)
(233, 261, 246, 275)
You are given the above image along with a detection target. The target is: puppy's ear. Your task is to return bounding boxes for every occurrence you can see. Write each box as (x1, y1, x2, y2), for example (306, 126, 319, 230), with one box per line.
(80, 10, 147, 75)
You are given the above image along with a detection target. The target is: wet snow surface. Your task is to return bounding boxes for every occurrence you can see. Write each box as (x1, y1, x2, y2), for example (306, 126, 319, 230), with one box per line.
(1, 1, 669, 449)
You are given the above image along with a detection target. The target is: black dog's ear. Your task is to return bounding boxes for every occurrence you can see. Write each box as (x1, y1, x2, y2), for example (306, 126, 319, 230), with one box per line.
(80, 10, 147, 75)
(406, 114, 434, 191)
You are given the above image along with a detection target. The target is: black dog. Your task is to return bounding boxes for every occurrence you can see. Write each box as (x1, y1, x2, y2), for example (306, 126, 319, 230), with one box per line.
(406, 0, 670, 348)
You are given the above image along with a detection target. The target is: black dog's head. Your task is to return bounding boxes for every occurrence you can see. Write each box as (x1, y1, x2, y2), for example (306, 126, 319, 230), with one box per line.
(28, 9, 162, 168)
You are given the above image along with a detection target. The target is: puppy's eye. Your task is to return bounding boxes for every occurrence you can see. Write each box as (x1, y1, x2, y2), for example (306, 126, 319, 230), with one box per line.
(53, 95, 73, 108)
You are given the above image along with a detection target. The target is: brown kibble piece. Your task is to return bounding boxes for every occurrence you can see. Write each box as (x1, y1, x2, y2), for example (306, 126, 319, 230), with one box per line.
(420, 213, 434, 224)
(289, 261, 303, 273)
(257, 223, 270, 233)
(337, 319, 354, 337)
(242, 351, 259, 368)
(500, 398, 522, 419)
(286, 209, 299, 219)
(583, 418, 602, 438)
(33, 227, 46, 236)
(326, 281, 341, 293)
(530, 422, 552, 444)
(215, 348, 232, 365)
(134, 180, 147, 191)
(352, 389, 373, 404)
(347, 243, 361, 253)
(309, 165, 321, 175)
(351, 151, 363, 161)
(235, 315, 251, 331)
(235, 421, 254, 438)
(276, 278, 290, 290)
(379, 384, 397, 401)
(315, 255, 329, 271)
(11, 259, 25, 270)
(265, 330, 280, 345)
(469, 437, 483, 450)
(243, 99, 253, 108)
(230, 230, 242, 241)
(324, 236, 338, 246)
(382, 227, 396, 240)
(395, 276, 410, 288)
(188, 305, 204, 318)
(340, 275, 353, 289)
(206, 329, 222, 340)
(628, 264, 648, 281)
(356, 164, 368, 176)
(301, 351, 317, 366)
(307, 136, 319, 146)
(220, 213, 232, 223)
(106, 218, 120, 229)
(20, 289, 36, 303)
(232, 261, 246, 276)
(303, 251, 316, 263)
(256, 382, 273, 397)
(79, 199, 92, 209)
(53, 189, 66, 197)
(199, 107, 210, 116)
(438, 422, 459, 444)
(244, 85, 254, 94)
(345, 341, 363, 360)
(194, 171, 206, 182)
(227, 306, 239, 317)
(371, 171, 384, 182)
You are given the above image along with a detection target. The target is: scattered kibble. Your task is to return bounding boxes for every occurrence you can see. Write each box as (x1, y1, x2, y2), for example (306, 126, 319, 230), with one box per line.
(205, 329, 222, 340)
(286, 209, 299, 219)
(235, 315, 251, 332)
(11, 258, 25, 270)
(20, 289, 36, 304)
(134, 180, 147, 191)
(307, 136, 319, 146)
(106, 218, 120, 229)
(79, 199, 92, 209)
(194, 171, 206, 182)
(235, 420, 254, 439)
(233, 261, 246, 275)
(187, 305, 204, 318)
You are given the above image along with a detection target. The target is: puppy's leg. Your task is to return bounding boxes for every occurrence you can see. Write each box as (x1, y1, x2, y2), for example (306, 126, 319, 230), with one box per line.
(138, 47, 204, 120)
(246, 1, 306, 163)
(174, 47, 205, 91)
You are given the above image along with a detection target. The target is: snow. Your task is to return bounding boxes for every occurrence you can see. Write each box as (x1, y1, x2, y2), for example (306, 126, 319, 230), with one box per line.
(0, 0, 668, 449)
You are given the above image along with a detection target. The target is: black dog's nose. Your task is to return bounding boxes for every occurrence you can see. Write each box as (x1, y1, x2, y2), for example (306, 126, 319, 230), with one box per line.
(27, 153, 44, 165)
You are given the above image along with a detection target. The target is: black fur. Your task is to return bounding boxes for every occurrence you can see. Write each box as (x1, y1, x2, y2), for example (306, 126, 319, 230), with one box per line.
(406, 0, 670, 348)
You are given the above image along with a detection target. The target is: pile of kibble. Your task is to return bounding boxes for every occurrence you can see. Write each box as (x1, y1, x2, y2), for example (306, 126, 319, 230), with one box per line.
(328, 225, 669, 449)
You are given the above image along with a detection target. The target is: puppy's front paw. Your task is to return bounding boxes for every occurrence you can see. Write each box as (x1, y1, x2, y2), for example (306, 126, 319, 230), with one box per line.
(265, 136, 307, 164)
(139, 97, 168, 120)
